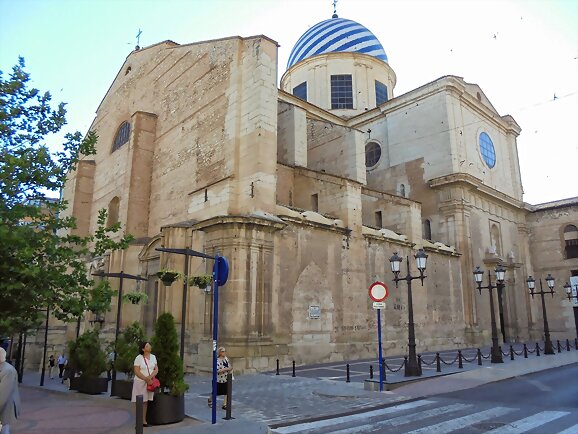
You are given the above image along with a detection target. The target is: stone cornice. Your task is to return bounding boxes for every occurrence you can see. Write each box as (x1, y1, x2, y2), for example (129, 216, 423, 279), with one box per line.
(429, 173, 523, 209)
(280, 215, 351, 235)
(191, 215, 286, 232)
(278, 91, 348, 125)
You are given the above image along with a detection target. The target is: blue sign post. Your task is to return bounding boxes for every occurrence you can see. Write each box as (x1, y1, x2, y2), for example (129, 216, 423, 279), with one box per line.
(211, 255, 229, 425)
(369, 281, 389, 393)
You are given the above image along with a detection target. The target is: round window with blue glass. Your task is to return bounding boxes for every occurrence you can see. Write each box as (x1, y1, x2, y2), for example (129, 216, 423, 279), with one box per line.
(479, 132, 496, 168)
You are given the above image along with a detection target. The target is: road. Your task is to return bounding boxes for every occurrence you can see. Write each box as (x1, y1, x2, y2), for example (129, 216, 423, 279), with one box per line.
(270, 363, 578, 433)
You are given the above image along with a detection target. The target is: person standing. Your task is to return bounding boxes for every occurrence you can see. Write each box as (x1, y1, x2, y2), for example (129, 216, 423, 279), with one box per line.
(131, 341, 158, 427)
(48, 355, 55, 379)
(0, 347, 21, 434)
(57, 353, 67, 378)
(208, 347, 233, 410)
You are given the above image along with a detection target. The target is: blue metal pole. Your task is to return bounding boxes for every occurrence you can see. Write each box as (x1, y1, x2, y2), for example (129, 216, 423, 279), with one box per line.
(211, 255, 220, 425)
(377, 308, 383, 392)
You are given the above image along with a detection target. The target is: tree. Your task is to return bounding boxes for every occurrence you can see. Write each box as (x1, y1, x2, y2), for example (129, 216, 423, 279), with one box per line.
(151, 313, 188, 396)
(0, 57, 132, 336)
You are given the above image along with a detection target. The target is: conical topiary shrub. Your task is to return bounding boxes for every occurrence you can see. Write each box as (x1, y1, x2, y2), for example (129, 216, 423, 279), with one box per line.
(151, 312, 188, 396)
(148, 313, 188, 425)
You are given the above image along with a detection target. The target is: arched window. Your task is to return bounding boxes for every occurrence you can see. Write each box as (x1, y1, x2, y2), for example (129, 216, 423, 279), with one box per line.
(365, 141, 381, 168)
(107, 197, 120, 227)
(423, 219, 432, 241)
(564, 224, 578, 259)
(399, 184, 406, 197)
(112, 121, 130, 152)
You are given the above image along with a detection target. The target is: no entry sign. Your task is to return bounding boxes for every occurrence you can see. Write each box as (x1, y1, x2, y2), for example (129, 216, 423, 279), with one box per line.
(369, 281, 389, 302)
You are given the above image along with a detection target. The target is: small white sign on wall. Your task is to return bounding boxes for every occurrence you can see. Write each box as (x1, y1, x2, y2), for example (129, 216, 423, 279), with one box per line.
(309, 305, 321, 319)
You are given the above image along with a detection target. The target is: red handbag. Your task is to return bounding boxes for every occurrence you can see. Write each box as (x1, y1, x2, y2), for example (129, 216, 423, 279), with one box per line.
(144, 357, 160, 391)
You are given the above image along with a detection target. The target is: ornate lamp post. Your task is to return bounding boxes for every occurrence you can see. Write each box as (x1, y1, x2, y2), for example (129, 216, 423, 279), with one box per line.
(526, 275, 556, 355)
(473, 265, 506, 363)
(389, 248, 428, 377)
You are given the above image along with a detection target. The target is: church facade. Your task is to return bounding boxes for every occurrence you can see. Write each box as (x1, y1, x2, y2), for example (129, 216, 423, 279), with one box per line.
(27, 15, 578, 372)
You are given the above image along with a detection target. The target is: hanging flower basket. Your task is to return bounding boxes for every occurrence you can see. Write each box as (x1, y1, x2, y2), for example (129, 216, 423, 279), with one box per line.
(122, 292, 148, 305)
(188, 274, 213, 289)
(156, 270, 181, 286)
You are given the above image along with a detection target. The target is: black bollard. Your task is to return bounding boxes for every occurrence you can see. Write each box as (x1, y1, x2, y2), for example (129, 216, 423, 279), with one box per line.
(292, 360, 296, 377)
(567, 339, 571, 352)
(224, 373, 234, 420)
(346, 364, 350, 383)
(458, 350, 463, 369)
(523, 343, 528, 358)
(510, 345, 515, 361)
(418, 355, 422, 374)
(135, 395, 144, 434)
(557, 340, 561, 353)
(477, 348, 482, 366)
(276, 359, 279, 375)
(536, 342, 540, 356)
(436, 352, 442, 372)
(369, 364, 373, 379)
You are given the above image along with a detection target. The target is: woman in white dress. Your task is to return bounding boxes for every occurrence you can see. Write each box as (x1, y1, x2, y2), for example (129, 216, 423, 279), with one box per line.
(131, 341, 158, 427)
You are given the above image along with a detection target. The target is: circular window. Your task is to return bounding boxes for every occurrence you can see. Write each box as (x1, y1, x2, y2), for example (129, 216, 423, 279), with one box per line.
(479, 132, 496, 168)
(365, 142, 381, 168)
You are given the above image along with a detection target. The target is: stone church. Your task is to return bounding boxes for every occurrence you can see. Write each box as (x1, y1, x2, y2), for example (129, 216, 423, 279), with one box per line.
(29, 14, 578, 372)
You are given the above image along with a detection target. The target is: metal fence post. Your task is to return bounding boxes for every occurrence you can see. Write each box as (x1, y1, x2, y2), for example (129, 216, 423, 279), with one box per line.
(369, 364, 373, 379)
(557, 340, 561, 353)
(224, 373, 233, 420)
(276, 359, 279, 375)
(566, 339, 570, 352)
(292, 360, 296, 377)
(509, 345, 514, 361)
(523, 343, 528, 358)
(536, 342, 540, 356)
(135, 395, 143, 434)
(418, 355, 422, 374)
(346, 364, 350, 383)
(458, 350, 463, 369)
(436, 352, 442, 372)
(477, 348, 482, 365)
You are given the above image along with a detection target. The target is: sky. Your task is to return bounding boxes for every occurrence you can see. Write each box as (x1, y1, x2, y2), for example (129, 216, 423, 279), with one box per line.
(1, 0, 576, 204)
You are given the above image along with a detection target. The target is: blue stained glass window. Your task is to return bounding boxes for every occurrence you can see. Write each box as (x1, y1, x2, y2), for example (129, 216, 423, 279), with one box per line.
(331, 75, 353, 109)
(375, 81, 388, 105)
(293, 82, 307, 102)
(479, 132, 496, 168)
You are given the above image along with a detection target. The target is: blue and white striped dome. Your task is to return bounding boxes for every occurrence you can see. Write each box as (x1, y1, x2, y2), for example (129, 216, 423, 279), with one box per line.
(287, 17, 388, 69)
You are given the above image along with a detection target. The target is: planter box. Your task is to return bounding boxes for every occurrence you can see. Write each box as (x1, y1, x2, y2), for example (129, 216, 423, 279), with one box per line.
(111, 379, 133, 400)
(77, 377, 108, 395)
(147, 393, 185, 425)
(69, 376, 80, 391)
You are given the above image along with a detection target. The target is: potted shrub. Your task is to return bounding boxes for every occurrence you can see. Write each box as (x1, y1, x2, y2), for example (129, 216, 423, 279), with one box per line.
(147, 313, 189, 425)
(156, 269, 181, 286)
(111, 322, 145, 399)
(122, 292, 148, 305)
(67, 329, 108, 395)
(188, 274, 212, 290)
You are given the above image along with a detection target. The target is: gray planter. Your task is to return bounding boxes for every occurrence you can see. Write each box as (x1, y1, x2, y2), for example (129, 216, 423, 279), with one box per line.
(147, 393, 185, 425)
(77, 377, 108, 395)
(69, 376, 80, 391)
(111, 379, 133, 400)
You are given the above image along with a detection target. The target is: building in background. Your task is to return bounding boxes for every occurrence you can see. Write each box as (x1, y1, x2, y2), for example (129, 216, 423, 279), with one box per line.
(24, 14, 578, 372)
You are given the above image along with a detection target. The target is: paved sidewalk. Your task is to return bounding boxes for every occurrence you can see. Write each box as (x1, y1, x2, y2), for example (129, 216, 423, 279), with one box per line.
(15, 347, 578, 434)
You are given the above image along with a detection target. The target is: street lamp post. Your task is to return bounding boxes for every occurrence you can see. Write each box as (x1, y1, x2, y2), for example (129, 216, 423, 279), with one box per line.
(526, 274, 556, 355)
(92, 271, 148, 395)
(389, 249, 428, 377)
(473, 265, 506, 363)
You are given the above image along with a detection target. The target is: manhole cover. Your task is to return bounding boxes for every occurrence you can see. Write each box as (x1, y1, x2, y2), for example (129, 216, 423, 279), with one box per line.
(472, 422, 507, 430)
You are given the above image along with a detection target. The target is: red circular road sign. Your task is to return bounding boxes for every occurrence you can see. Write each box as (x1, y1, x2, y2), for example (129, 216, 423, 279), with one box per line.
(369, 281, 389, 302)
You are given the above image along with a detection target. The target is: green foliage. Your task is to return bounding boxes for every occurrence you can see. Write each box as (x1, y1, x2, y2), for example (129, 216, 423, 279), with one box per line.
(151, 313, 188, 396)
(114, 322, 146, 378)
(156, 270, 181, 286)
(0, 58, 133, 336)
(122, 292, 148, 305)
(188, 274, 212, 289)
(67, 329, 107, 378)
